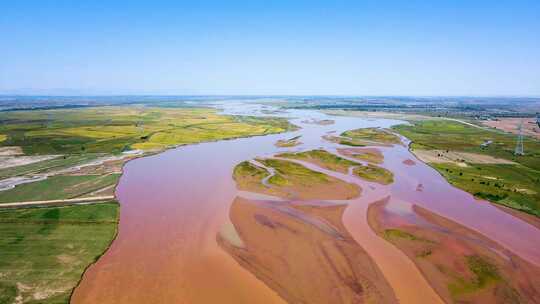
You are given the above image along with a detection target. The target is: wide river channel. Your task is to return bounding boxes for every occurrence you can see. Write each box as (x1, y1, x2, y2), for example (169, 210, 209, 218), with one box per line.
(72, 102, 540, 304)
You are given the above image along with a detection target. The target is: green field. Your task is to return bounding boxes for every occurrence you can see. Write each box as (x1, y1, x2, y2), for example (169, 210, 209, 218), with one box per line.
(0, 174, 120, 204)
(353, 164, 394, 185)
(277, 149, 357, 173)
(0, 202, 119, 304)
(393, 120, 540, 216)
(0, 107, 296, 154)
(0, 154, 100, 180)
(393, 120, 540, 171)
(275, 135, 301, 147)
(433, 163, 540, 216)
(260, 158, 330, 186)
(341, 128, 401, 145)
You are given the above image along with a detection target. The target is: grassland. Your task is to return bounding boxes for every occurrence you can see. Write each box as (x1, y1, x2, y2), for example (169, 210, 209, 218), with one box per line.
(353, 164, 394, 185)
(0, 134, 6, 143)
(0, 174, 120, 204)
(393, 120, 540, 216)
(233, 158, 360, 200)
(0, 107, 296, 154)
(433, 163, 540, 216)
(232, 161, 270, 194)
(0, 154, 100, 180)
(324, 128, 401, 147)
(337, 148, 383, 164)
(341, 128, 401, 145)
(393, 120, 540, 171)
(277, 149, 357, 173)
(0, 202, 119, 304)
(275, 135, 301, 147)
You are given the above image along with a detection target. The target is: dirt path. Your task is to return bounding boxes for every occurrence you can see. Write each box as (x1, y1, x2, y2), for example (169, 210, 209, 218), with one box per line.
(0, 195, 115, 208)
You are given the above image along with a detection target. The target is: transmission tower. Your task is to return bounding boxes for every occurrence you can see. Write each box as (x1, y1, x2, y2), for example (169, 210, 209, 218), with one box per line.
(514, 119, 524, 156)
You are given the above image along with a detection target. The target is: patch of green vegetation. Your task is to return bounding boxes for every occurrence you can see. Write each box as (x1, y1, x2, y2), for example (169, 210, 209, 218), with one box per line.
(341, 128, 401, 145)
(433, 163, 540, 217)
(0, 202, 119, 303)
(277, 149, 357, 173)
(353, 164, 394, 185)
(343, 149, 383, 164)
(393, 120, 540, 217)
(448, 255, 501, 297)
(0, 154, 100, 180)
(0, 107, 296, 154)
(233, 161, 269, 183)
(393, 120, 540, 171)
(338, 139, 366, 147)
(383, 229, 433, 243)
(0, 174, 120, 203)
(260, 158, 330, 186)
(0, 134, 6, 143)
(275, 135, 301, 147)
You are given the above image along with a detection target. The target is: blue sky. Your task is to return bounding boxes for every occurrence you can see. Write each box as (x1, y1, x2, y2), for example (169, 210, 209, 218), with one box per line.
(1, 0, 539, 96)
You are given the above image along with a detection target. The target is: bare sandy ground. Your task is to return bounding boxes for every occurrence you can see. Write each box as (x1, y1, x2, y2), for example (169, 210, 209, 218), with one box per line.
(0, 155, 61, 170)
(482, 118, 540, 139)
(411, 149, 515, 165)
(219, 196, 398, 304)
(0, 146, 24, 156)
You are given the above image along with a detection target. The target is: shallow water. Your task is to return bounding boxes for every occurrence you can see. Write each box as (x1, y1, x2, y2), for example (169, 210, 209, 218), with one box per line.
(72, 103, 540, 303)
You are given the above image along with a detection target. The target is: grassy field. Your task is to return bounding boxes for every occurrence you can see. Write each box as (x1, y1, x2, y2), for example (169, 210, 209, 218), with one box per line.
(0, 107, 296, 154)
(0, 134, 6, 143)
(393, 120, 540, 171)
(0, 174, 120, 204)
(0, 154, 100, 180)
(260, 158, 330, 186)
(275, 135, 301, 147)
(0, 202, 119, 304)
(433, 163, 540, 216)
(341, 128, 401, 145)
(277, 149, 357, 173)
(337, 148, 383, 164)
(393, 120, 540, 216)
(353, 164, 394, 185)
(233, 158, 360, 200)
(232, 161, 271, 193)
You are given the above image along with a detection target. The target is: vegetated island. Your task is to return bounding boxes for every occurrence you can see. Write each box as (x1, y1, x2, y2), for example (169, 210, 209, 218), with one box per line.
(277, 149, 394, 185)
(368, 198, 540, 303)
(276, 149, 358, 173)
(233, 158, 360, 200)
(275, 135, 302, 147)
(337, 147, 384, 164)
(324, 128, 402, 147)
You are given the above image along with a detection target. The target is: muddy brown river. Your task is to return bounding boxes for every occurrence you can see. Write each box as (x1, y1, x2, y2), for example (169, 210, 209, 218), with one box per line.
(72, 103, 540, 303)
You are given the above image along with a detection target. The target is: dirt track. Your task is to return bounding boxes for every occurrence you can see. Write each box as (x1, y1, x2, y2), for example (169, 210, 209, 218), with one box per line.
(0, 195, 115, 208)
